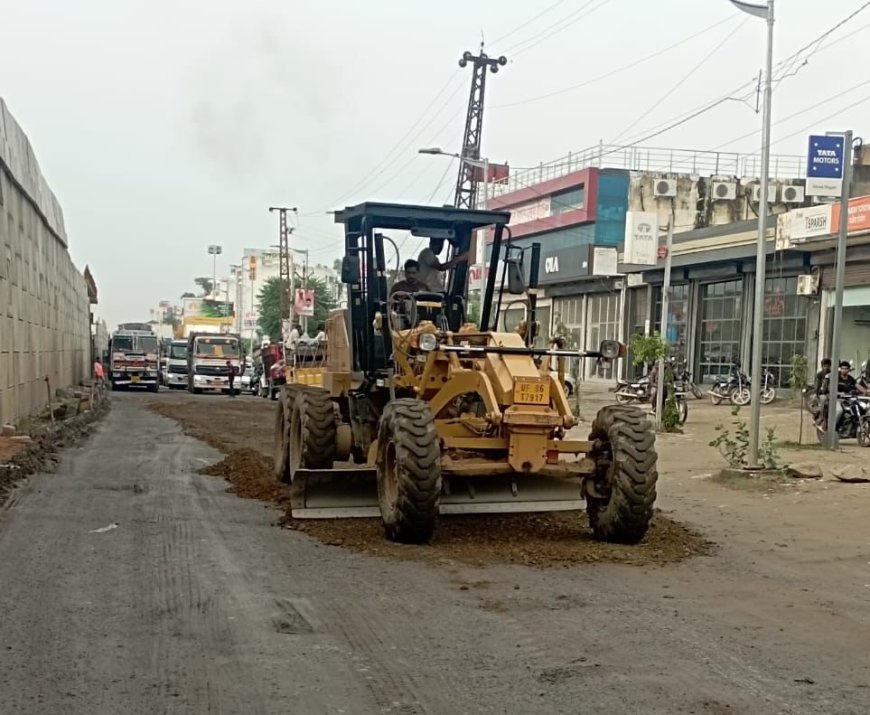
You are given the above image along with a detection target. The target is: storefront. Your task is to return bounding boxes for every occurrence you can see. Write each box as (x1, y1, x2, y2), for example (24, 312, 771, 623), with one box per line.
(621, 219, 816, 387)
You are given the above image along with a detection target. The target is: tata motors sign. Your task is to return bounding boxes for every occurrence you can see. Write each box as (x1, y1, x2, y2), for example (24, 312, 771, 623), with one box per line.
(806, 134, 845, 197)
(623, 211, 658, 266)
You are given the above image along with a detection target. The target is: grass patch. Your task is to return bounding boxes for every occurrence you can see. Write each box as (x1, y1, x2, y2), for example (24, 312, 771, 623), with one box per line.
(712, 467, 788, 493)
(777, 440, 825, 451)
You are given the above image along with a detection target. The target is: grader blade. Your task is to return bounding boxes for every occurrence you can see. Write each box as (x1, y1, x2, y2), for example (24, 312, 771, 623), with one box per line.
(290, 468, 585, 519)
(290, 468, 379, 519)
(440, 474, 585, 514)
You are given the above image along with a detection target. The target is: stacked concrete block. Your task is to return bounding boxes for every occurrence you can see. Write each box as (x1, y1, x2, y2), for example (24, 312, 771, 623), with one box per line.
(0, 98, 90, 424)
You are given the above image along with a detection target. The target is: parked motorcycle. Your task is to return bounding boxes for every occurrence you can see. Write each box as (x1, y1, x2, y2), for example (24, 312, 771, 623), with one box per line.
(675, 363, 703, 400)
(671, 375, 689, 424)
(815, 392, 870, 446)
(709, 364, 776, 406)
(614, 376, 651, 405)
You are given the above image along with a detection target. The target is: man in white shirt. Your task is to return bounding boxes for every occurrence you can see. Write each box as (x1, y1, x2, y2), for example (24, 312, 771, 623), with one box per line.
(417, 238, 469, 293)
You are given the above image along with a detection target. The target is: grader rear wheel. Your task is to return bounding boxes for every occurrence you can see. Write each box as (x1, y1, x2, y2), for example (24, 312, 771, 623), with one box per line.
(377, 399, 441, 544)
(287, 389, 336, 483)
(586, 405, 658, 544)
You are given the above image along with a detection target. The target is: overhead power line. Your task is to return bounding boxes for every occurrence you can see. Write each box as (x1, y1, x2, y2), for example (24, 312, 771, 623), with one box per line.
(301, 71, 465, 215)
(504, 0, 612, 56)
(489, 0, 573, 47)
(614, 0, 870, 151)
(610, 17, 749, 144)
(489, 15, 735, 110)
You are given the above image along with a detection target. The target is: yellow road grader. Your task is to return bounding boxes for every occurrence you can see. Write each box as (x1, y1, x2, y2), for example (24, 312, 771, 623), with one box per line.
(274, 202, 657, 544)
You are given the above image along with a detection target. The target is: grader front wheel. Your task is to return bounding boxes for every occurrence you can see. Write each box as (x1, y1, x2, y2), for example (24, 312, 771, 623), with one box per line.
(377, 399, 442, 545)
(288, 389, 337, 482)
(586, 405, 658, 544)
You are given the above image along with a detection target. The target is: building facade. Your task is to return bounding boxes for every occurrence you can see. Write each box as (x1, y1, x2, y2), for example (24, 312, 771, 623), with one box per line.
(482, 144, 808, 382)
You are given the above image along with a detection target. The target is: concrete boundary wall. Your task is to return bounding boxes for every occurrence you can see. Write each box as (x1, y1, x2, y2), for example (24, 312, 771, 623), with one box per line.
(0, 98, 90, 424)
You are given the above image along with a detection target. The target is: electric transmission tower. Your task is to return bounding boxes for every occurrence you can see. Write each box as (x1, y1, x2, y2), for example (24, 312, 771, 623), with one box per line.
(453, 46, 507, 209)
(268, 206, 297, 336)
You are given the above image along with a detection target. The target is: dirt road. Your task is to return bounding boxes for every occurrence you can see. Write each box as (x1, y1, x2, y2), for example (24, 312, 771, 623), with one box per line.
(1, 390, 869, 714)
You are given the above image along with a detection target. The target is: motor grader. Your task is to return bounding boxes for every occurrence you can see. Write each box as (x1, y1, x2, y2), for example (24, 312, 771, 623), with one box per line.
(274, 202, 657, 544)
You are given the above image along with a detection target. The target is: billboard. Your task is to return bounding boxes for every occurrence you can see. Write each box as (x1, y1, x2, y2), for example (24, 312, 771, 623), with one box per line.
(182, 298, 234, 319)
(294, 288, 315, 317)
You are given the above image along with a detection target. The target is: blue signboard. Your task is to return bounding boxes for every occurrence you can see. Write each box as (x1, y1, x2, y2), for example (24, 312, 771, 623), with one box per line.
(807, 135, 845, 180)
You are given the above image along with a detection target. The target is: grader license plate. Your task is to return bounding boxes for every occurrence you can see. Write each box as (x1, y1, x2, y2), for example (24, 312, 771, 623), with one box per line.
(514, 379, 549, 404)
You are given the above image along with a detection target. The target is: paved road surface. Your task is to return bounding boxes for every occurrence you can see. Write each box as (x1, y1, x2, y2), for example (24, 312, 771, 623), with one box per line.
(1, 397, 868, 714)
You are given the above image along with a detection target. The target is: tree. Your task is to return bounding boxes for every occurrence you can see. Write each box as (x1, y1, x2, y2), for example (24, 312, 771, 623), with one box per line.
(180, 292, 195, 299)
(628, 333, 681, 433)
(257, 276, 337, 341)
(161, 307, 180, 331)
(194, 277, 214, 297)
(790, 353, 809, 445)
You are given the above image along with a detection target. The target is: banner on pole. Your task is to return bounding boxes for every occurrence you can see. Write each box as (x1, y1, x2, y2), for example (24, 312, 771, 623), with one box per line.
(623, 212, 659, 266)
(294, 288, 315, 317)
(806, 134, 846, 197)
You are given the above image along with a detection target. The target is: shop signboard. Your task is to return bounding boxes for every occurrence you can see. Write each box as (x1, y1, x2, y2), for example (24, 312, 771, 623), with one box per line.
(806, 134, 845, 197)
(624, 211, 658, 265)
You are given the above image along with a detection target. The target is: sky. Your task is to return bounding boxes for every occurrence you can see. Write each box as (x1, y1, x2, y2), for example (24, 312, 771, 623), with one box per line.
(2, 0, 869, 329)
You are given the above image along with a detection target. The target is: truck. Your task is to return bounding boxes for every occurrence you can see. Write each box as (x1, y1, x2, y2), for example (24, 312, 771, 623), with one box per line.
(108, 327, 160, 392)
(255, 341, 285, 400)
(164, 339, 190, 389)
(187, 332, 242, 394)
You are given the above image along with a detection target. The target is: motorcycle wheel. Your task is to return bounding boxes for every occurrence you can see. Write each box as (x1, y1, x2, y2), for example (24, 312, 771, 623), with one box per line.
(858, 417, 870, 448)
(731, 387, 751, 406)
(760, 387, 776, 405)
(710, 389, 724, 406)
(678, 398, 688, 425)
(615, 390, 634, 405)
(690, 383, 703, 400)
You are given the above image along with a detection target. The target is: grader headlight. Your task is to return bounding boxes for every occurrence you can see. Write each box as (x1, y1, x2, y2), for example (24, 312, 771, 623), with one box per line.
(418, 333, 439, 352)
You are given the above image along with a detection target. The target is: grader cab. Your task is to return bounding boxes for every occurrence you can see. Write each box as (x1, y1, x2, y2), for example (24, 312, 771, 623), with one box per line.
(274, 202, 658, 544)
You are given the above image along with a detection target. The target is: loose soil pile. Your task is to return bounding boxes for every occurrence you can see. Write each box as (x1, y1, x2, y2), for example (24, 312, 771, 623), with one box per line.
(0, 394, 109, 507)
(176, 399, 713, 567)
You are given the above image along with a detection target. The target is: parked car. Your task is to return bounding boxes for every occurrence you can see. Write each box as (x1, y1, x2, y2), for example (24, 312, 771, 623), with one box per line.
(240, 367, 255, 394)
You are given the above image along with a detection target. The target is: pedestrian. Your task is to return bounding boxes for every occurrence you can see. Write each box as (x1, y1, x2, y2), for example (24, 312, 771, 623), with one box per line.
(93, 359, 105, 387)
(226, 360, 237, 397)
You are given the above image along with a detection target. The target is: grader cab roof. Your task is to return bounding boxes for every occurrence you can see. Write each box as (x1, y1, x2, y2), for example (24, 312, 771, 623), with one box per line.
(333, 202, 511, 234)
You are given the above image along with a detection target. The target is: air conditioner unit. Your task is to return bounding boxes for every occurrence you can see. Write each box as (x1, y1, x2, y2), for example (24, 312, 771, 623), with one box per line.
(653, 179, 677, 198)
(751, 183, 779, 203)
(782, 184, 805, 204)
(796, 274, 818, 296)
(712, 181, 737, 201)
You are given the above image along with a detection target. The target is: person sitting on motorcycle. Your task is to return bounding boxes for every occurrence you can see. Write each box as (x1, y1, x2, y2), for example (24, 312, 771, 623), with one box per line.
(814, 358, 832, 395)
(817, 361, 867, 426)
(834, 361, 866, 396)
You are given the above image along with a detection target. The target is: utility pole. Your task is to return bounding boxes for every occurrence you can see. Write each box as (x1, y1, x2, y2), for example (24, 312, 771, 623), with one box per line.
(268, 206, 297, 343)
(292, 248, 310, 335)
(454, 46, 506, 210)
(826, 130, 854, 449)
(655, 216, 674, 430)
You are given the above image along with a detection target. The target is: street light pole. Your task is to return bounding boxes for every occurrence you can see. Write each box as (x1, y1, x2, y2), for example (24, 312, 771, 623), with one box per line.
(745, 0, 775, 468)
(419, 147, 491, 323)
(208, 245, 223, 299)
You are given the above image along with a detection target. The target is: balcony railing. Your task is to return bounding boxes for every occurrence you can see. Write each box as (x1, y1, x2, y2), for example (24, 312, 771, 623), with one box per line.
(488, 143, 805, 200)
